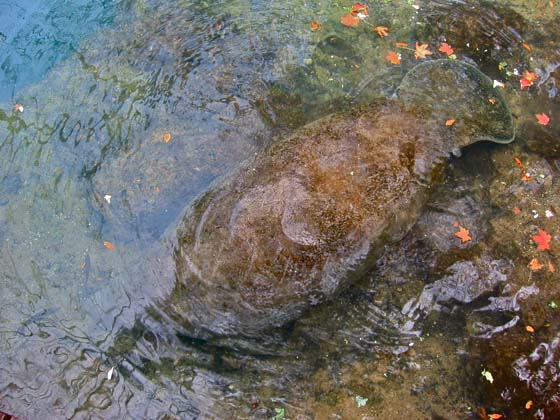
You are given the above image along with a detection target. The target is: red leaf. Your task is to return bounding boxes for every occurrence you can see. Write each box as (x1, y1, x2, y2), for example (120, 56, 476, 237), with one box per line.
(520, 70, 538, 89)
(533, 229, 552, 251)
(445, 118, 456, 126)
(513, 207, 521, 215)
(438, 42, 454, 55)
(535, 113, 550, 125)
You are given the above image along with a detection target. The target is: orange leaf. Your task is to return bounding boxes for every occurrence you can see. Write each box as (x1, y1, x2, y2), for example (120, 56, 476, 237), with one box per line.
(351, 2, 369, 17)
(454, 226, 472, 243)
(523, 70, 538, 82)
(385, 51, 401, 65)
(341, 13, 360, 27)
(535, 113, 550, 126)
(525, 400, 533, 410)
(549, 261, 555, 273)
(395, 42, 408, 47)
(374, 26, 389, 37)
(513, 207, 521, 215)
(533, 229, 552, 251)
(526, 325, 535, 333)
(438, 42, 454, 55)
(310, 20, 321, 31)
(522, 43, 532, 51)
(521, 172, 532, 181)
(103, 240, 115, 250)
(163, 132, 172, 143)
(445, 119, 456, 126)
(514, 157, 524, 168)
(488, 414, 503, 420)
(488, 97, 497, 104)
(414, 42, 433, 59)
(529, 258, 544, 271)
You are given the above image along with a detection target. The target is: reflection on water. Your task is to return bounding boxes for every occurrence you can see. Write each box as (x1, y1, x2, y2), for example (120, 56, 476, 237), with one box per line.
(0, 0, 559, 418)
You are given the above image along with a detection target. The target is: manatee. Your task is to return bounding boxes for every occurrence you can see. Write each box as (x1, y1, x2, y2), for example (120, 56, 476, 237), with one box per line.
(166, 60, 514, 337)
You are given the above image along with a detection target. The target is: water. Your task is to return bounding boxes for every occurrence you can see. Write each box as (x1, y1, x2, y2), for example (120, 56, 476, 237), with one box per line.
(0, 0, 559, 419)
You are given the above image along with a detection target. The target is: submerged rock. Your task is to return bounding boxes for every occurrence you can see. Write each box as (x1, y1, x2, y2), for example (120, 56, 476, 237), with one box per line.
(164, 60, 515, 337)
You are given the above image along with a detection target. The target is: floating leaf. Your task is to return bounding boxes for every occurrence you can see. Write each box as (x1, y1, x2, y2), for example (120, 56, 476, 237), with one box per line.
(13, 103, 24, 113)
(526, 325, 535, 333)
(533, 229, 552, 251)
(514, 207, 521, 215)
(103, 240, 115, 250)
(355, 395, 368, 407)
(414, 42, 432, 59)
(107, 366, 115, 380)
(163, 132, 172, 143)
(488, 414, 503, 420)
(273, 408, 285, 420)
(514, 157, 524, 168)
(493, 80, 505, 88)
(454, 226, 472, 243)
(525, 400, 533, 409)
(341, 13, 360, 27)
(351, 2, 369, 18)
(549, 301, 558, 309)
(520, 70, 538, 89)
(445, 118, 456, 126)
(549, 261, 555, 273)
(395, 42, 408, 47)
(535, 113, 550, 126)
(482, 369, 494, 383)
(373, 26, 389, 37)
(104, 194, 112, 204)
(386, 51, 401, 65)
(310, 20, 321, 31)
(439, 42, 454, 56)
(529, 258, 544, 271)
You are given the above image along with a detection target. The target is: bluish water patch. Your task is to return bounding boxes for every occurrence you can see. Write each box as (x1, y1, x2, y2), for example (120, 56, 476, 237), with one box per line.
(0, 0, 119, 102)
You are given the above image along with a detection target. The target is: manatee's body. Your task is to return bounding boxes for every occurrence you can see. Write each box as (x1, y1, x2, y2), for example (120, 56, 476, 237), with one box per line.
(168, 60, 514, 337)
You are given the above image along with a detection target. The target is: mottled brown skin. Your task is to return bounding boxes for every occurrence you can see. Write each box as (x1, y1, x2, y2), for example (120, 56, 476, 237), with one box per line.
(169, 98, 460, 337)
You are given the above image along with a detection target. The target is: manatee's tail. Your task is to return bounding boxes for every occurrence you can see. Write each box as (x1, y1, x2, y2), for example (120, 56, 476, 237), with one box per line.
(396, 59, 515, 147)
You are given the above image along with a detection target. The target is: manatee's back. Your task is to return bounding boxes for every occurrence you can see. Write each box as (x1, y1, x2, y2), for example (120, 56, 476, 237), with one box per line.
(171, 99, 445, 337)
